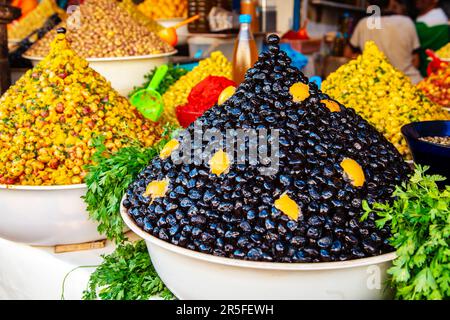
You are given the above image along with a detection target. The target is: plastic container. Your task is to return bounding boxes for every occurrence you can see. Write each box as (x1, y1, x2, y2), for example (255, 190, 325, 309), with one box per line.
(232, 14, 258, 84)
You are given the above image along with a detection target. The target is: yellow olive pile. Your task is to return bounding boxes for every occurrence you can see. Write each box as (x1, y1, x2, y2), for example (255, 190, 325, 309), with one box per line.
(8, 0, 66, 41)
(436, 43, 450, 59)
(26, 0, 172, 58)
(0, 32, 162, 186)
(322, 41, 449, 157)
(138, 0, 188, 19)
(160, 51, 232, 125)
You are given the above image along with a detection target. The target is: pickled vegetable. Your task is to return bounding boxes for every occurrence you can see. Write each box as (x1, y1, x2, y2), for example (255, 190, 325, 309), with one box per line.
(138, 0, 188, 19)
(26, 0, 172, 58)
(417, 65, 450, 107)
(160, 51, 232, 125)
(322, 41, 449, 157)
(8, 0, 66, 41)
(0, 31, 162, 186)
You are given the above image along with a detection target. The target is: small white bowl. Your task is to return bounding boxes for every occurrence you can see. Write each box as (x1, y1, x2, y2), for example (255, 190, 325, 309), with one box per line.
(120, 198, 396, 300)
(23, 51, 177, 96)
(0, 183, 104, 246)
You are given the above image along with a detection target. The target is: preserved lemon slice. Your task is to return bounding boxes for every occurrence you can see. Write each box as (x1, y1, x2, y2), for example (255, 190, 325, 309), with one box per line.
(143, 178, 169, 201)
(160, 139, 180, 159)
(289, 82, 310, 102)
(340, 158, 365, 187)
(320, 99, 340, 112)
(275, 193, 301, 221)
(209, 150, 230, 176)
(218, 86, 236, 105)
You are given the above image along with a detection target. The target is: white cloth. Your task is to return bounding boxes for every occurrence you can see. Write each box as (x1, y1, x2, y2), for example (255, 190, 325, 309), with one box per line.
(416, 8, 448, 27)
(0, 237, 116, 300)
(350, 15, 423, 84)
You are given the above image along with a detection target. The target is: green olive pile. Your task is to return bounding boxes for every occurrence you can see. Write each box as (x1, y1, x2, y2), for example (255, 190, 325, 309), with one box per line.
(124, 35, 411, 263)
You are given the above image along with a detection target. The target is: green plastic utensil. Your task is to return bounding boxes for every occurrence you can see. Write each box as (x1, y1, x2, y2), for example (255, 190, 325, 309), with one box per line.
(130, 64, 169, 122)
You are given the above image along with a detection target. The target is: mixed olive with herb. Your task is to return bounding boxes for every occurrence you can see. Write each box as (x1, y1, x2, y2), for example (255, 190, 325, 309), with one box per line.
(0, 30, 162, 186)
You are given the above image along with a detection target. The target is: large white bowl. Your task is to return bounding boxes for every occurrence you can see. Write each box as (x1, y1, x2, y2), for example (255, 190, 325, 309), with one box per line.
(120, 199, 396, 300)
(0, 184, 104, 246)
(23, 51, 177, 96)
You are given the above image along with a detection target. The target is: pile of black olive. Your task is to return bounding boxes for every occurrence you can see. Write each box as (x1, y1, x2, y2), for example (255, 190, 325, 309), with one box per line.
(123, 34, 411, 263)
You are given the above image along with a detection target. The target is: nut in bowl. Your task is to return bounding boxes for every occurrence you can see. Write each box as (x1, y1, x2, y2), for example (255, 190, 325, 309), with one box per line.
(120, 197, 396, 300)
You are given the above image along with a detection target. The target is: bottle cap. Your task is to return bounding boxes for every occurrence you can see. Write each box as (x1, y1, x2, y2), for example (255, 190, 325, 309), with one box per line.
(239, 14, 252, 24)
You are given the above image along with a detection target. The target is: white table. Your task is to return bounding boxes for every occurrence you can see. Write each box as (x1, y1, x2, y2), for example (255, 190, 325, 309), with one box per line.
(0, 236, 119, 300)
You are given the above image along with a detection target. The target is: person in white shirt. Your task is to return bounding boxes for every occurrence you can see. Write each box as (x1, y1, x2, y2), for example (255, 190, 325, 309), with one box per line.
(344, 0, 423, 84)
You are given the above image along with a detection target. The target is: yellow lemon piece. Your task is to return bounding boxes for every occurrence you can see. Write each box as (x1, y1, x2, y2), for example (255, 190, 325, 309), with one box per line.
(218, 86, 236, 105)
(209, 150, 230, 176)
(159, 139, 180, 159)
(143, 178, 169, 201)
(289, 82, 310, 102)
(320, 99, 340, 112)
(340, 158, 365, 187)
(274, 193, 301, 221)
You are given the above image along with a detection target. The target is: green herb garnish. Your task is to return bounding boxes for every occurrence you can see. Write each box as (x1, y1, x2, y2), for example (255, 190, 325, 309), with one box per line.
(128, 64, 188, 98)
(83, 126, 175, 243)
(362, 166, 450, 300)
(83, 240, 173, 300)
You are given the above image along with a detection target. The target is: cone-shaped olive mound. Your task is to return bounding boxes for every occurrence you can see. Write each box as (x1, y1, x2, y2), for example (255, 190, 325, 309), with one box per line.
(0, 30, 162, 185)
(124, 35, 411, 263)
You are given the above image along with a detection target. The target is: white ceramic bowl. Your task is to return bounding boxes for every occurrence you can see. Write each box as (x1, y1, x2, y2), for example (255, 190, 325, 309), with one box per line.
(120, 199, 396, 300)
(23, 51, 177, 96)
(0, 184, 104, 246)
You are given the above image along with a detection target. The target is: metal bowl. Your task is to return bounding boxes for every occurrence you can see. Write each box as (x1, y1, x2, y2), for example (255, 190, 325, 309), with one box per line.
(120, 198, 396, 300)
(0, 184, 104, 246)
(23, 51, 177, 96)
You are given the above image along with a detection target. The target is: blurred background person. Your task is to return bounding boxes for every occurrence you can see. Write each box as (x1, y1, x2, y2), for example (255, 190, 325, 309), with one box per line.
(344, 0, 422, 84)
(415, 0, 449, 76)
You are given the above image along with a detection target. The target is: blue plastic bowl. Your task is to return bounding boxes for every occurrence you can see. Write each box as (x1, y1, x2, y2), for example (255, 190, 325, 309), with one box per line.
(401, 120, 450, 182)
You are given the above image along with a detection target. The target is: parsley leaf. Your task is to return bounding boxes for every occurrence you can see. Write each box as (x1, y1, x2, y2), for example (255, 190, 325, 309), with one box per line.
(83, 240, 173, 300)
(83, 125, 176, 243)
(362, 165, 450, 300)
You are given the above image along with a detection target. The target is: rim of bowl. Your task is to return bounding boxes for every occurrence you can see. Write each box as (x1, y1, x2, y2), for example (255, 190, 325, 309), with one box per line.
(401, 120, 450, 149)
(0, 183, 86, 191)
(120, 195, 397, 271)
(22, 50, 178, 62)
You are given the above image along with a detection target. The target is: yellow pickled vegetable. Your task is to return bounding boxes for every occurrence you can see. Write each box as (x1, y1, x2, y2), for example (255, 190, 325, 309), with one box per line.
(160, 51, 232, 125)
(0, 31, 162, 186)
(8, 0, 66, 41)
(322, 41, 449, 158)
(138, 0, 188, 19)
(436, 42, 450, 59)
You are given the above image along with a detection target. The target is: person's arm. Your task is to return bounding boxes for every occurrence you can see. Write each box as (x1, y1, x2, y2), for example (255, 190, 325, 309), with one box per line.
(346, 20, 363, 59)
(410, 20, 422, 69)
(412, 51, 420, 68)
(344, 43, 360, 59)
